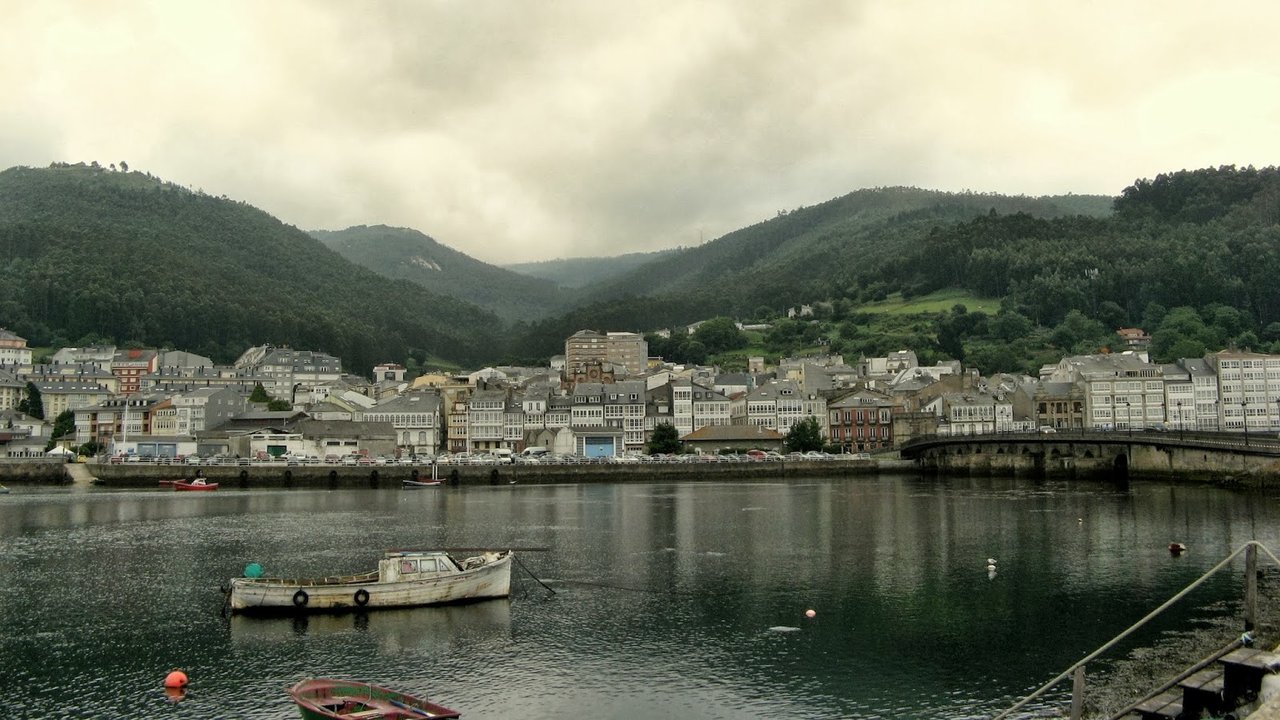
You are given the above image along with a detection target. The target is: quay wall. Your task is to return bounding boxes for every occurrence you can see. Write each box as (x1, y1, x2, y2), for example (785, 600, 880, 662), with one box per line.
(77, 457, 902, 489)
(0, 458, 72, 484)
(914, 438, 1280, 488)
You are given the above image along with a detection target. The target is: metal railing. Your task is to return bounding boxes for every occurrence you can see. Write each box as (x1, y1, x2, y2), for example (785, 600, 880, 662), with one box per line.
(993, 540, 1278, 719)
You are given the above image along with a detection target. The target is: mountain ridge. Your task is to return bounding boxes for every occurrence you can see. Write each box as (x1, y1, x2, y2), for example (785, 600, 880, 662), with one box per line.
(0, 163, 503, 371)
(311, 224, 568, 323)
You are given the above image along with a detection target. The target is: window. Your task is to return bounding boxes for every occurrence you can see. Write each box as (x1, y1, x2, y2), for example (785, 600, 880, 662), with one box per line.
(400, 559, 419, 573)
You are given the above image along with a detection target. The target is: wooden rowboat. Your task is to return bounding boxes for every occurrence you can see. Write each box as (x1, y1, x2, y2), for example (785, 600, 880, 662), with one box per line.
(173, 479, 219, 491)
(228, 549, 512, 614)
(402, 479, 442, 488)
(287, 678, 460, 719)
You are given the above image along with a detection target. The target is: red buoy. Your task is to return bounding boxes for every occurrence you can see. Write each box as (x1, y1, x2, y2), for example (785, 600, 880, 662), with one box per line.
(163, 670, 188, 689)
(164, 686, 186, 704)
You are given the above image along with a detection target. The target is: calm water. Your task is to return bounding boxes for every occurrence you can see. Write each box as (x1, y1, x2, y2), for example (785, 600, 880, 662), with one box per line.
(1, 475, 1277, 719)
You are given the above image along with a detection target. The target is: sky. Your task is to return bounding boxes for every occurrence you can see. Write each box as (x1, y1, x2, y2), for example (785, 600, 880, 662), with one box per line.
(4, 2, 1279, 264)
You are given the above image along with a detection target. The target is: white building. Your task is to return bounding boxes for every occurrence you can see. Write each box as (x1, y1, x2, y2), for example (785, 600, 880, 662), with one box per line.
(1047, 352, 1166, 431)
(0, 329, 32, 368)
(364, 390, 444, 454)
(1200, 350, 1280, 434)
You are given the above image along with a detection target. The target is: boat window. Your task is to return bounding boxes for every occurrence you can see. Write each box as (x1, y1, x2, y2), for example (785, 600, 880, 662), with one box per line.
(418, 558, 438, 573)
(399, 559, 419, 573)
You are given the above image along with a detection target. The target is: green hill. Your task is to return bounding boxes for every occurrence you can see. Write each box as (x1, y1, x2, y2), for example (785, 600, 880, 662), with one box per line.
(8, 160, 1274, 378)
(0, 163, 502, 371)
(509, 188, 1113, 359)
(512, 167, 1280, 374)
(311, 225, 568, 323)
(503, 249, 682, 289)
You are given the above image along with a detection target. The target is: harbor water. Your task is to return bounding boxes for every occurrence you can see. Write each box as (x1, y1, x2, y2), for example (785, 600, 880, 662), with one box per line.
(1, 474, 1278, 719)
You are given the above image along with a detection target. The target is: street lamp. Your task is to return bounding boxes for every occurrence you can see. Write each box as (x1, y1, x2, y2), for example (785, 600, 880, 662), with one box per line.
(1176, 400, 1183, 440)
(1243, 399, 1250, 446)
(1124, 401, 1132, 437)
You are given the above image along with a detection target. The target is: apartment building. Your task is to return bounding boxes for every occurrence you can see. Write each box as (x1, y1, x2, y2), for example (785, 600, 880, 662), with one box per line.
(0, 329, 32, 367)
(364, 389, 443, 454)
(1047, 352, 1166, 431)
(827, 389, 896, 451)
(564, 330, 648, 379)
(1204, 350, 1280, 433)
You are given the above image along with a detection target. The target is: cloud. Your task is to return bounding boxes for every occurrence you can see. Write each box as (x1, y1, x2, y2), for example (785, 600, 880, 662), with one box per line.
(3, 0, 1280, 263)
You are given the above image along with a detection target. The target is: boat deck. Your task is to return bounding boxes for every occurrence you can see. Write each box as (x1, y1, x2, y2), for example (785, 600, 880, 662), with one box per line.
(247, 571, 380, 587)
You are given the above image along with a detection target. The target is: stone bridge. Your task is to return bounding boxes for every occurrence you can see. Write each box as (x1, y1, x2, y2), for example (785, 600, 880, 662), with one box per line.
(899, 429, 1280, 485)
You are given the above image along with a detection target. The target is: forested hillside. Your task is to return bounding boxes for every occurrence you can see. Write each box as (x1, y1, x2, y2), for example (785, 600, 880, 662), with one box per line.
(4, 160, 1274, 379)
(512, 167, 1280, 375)
(572, 187, 1111, 307)
(311, 225, 568, 322)
(0, 163, 502, 371)
(508, 188, 1113, 360)
(503, 249, 682, 289)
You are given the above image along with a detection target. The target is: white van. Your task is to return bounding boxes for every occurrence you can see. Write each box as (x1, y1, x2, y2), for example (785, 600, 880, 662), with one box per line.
(521, 446, 549, 458)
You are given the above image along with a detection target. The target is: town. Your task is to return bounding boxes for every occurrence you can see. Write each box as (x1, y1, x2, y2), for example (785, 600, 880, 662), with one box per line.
(0, 324, 1271, 464)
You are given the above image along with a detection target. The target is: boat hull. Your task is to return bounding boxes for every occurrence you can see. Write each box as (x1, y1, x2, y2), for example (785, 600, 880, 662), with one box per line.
(173, 481, 218, 491)
(288, 678, 461, 720)
(229, 551, 512, 614)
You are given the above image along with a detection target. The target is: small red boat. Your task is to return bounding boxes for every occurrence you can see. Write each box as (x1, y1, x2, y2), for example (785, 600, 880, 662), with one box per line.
(287, 678, 460, 719)
(173, 479, 219, 492)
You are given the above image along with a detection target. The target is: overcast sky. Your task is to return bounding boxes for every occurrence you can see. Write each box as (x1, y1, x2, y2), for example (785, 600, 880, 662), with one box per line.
(4, 2, 1278, 264)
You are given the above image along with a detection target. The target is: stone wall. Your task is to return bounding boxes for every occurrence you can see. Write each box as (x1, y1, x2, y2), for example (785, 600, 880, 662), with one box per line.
(0, 458, 71, 484)
(86, 457, 895, 489)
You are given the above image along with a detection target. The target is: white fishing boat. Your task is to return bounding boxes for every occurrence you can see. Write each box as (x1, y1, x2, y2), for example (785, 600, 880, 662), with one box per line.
(228, 549, 512, 614)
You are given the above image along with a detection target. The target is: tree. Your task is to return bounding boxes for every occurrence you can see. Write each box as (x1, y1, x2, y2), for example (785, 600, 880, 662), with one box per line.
(646, 423, 682, 455)
(1150, 307, 1214, 361)
(692, 317, 747, 355)
(1050, 310, 1108, 352)
(50, 410, 75, 442)
(17, 382, 44, 420)
(248, 383, 271, 403)
(266, 399, 292, 411)
(991, 310, 1033, 343)
(783, 416, 824, 453)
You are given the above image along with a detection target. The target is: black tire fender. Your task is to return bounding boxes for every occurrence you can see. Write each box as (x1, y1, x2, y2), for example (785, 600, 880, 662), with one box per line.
(292, 589, 309, 607)
(354, 588, 370, 606)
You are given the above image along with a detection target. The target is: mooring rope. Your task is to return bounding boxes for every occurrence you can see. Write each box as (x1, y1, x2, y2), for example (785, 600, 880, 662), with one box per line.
(551, 578, 708, 596)
(992, 540, 1280, 720)
(512, 553, 556, 596)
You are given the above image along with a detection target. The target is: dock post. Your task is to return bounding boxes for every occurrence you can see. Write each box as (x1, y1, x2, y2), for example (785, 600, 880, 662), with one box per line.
(1070, 665, 1085, 720)
(1246, 543, 1258, 632)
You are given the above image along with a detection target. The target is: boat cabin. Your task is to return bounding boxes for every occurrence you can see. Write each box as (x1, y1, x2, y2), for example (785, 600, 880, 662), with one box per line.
(377, 551, 462, 583)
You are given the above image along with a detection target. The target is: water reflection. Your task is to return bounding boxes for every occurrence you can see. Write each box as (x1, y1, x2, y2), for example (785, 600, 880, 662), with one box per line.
(228, 602, 513, 654)
(2, 476, 1279, 719)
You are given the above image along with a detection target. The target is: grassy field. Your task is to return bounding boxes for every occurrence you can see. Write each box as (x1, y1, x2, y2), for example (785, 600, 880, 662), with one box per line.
(859, 290, 1000, 315)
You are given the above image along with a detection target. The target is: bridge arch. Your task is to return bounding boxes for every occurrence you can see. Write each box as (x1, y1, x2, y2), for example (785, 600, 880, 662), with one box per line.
(1112, 452, 1129, 479)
